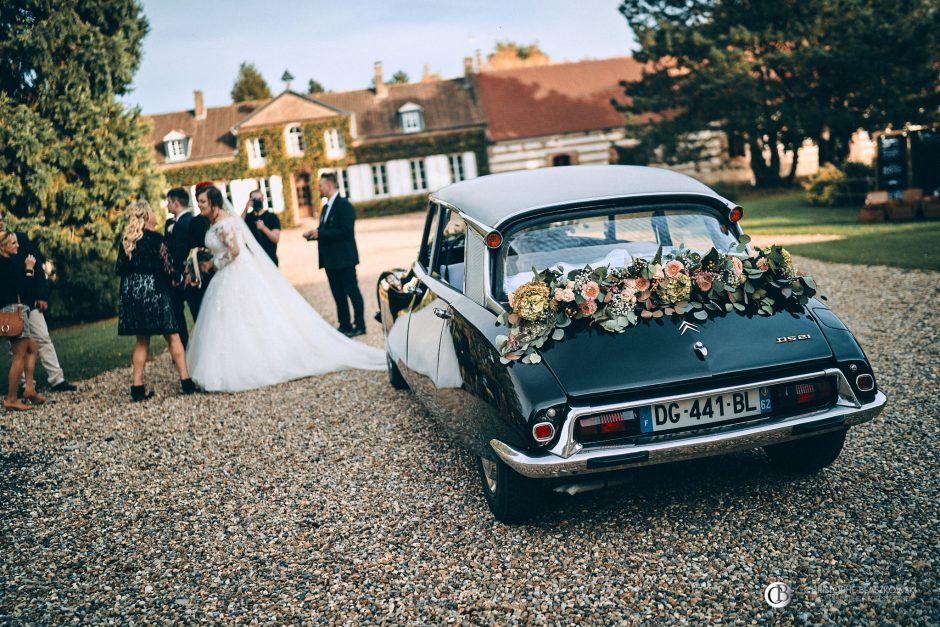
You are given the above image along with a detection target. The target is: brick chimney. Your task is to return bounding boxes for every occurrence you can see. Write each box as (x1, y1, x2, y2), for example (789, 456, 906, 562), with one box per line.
(374, 61, 387, 98)
(194, 90, 206, 120)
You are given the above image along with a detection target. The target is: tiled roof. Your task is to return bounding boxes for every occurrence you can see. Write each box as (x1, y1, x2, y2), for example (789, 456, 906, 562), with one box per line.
(316, 78, 486, 140)
(146, 100, 265, 165)
(475, 57, 646, 141)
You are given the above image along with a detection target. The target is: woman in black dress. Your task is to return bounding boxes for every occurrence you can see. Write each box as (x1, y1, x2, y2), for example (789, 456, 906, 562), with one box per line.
(117, 201, 195, 401)
(0, 230, 45, 411)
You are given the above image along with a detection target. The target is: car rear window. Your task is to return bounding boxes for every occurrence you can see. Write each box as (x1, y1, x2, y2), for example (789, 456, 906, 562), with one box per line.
(500, 205, 740, 298)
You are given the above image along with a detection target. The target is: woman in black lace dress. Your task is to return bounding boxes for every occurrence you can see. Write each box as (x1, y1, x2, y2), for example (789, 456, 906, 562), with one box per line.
(116, 201, 195, 401)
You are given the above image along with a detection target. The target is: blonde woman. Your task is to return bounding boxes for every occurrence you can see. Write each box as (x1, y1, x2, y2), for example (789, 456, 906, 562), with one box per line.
(116, 201, 195, 401)
(0, 230, 45, 411)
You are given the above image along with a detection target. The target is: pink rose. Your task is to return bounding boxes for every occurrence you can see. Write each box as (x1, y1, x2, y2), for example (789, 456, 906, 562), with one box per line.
(634, 277, 650, 291)
(581, 281, 600, 300)
(695, 273, 713, 291)
(727, 256, 744, 276)
(579, 300, 597, 315)
(756, 257, 769, 272)
(651, 264, 664, 280)
(622, 278, 637, 291)
(665, 260, 685, 279)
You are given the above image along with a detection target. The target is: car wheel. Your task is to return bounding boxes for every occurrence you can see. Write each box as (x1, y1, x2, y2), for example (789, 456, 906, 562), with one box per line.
(477, 455, 539, 524)
(386, 353, 409, 390)
(764, 429, 847, 474)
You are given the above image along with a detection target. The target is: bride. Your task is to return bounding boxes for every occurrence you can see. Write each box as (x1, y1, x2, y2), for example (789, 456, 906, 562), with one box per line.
(185, 186, 385, 392)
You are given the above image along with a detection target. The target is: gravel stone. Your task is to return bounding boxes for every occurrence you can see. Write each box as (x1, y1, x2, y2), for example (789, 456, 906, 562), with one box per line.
(0, 254, 937, 624)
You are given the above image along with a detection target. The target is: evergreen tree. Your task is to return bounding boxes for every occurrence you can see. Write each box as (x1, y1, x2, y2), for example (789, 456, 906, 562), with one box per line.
(231, 62, 272, 102)
(0, 0, 161, 321)
(307, 78, 326, 94)
(617, 0, 940, 186)
(390, 70, 410, 84)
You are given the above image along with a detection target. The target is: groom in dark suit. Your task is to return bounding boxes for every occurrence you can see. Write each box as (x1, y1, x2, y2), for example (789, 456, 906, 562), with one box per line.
(165, 187, 204, 347)
(303, 173, 366, 337)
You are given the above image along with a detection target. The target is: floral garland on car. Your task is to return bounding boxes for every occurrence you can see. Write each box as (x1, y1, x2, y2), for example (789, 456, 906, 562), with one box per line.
(495, 236, 820, 364)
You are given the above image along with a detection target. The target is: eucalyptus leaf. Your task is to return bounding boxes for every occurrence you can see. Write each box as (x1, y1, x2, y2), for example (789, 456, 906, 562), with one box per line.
(693, 310, 709, 320)
(552, 329, 565, 341)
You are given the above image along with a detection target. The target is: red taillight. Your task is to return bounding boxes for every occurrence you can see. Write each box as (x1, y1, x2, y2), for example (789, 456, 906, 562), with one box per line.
(577, 411, 627, 437)
(532, 422, 555, 443)
(729, 206, 744, 222)
(777, 379, 835, 410)
(485, 231, 502, 248)
(795, 382, 817, 404)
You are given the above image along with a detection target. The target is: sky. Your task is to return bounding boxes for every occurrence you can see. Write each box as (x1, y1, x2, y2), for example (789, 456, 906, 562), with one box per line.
(126, 0, 636, 115)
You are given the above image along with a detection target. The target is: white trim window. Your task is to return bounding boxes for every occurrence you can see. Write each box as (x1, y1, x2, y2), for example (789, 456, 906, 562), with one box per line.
(372, 163, 388, 196)
(324, 128, 346, 159)
(449, 153, 466, 182)
(410, 158, 427, 191)
(165, 139, 188, 162)
(286, 125, 305, 156)
(318, 168, 349, 197)
(247, 137, 267, 168)
(398, 102, 424, 133)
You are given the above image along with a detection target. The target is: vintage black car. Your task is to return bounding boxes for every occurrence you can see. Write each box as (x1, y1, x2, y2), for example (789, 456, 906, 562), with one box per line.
(377, 166, 886, 523)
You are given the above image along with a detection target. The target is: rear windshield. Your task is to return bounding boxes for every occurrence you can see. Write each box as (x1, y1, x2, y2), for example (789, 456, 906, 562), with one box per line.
(499, 205, 740, 299)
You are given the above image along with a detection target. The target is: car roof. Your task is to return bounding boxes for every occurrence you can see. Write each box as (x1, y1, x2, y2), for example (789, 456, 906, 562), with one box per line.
(432, 165, 731, 229)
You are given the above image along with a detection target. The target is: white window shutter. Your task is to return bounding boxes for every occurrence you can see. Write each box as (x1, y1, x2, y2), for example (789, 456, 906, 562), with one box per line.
(230, 179, 252, 213)
(347, 164, 373, 202)
(425, 155, 451, 191)
(462, 152, 478, 179)
(269, 175, 285, 213)
(387, 159, 411, 196)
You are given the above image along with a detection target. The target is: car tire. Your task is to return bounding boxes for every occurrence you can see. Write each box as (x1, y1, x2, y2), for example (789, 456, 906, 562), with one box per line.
(387, 353, 409, 390)
(477, 455, 540, 524)
(764, 429, 847, 474)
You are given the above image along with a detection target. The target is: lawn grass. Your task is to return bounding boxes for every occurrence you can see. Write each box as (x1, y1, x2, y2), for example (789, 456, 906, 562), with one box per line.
(0, 314, 187, 396)
(739, 191, 940, 271)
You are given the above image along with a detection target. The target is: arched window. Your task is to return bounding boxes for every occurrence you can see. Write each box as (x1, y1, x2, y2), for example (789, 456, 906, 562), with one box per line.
(398, 102, 425, 133)
(286, 125, 305, 156)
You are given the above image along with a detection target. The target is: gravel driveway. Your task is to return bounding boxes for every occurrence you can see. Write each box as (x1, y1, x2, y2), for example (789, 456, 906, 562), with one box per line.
(1, 214, 937, 623)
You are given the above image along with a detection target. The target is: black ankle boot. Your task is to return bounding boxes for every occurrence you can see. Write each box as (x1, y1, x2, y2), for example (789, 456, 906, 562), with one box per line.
(130, 385, 154, 402)
(180, 378, 196, 395)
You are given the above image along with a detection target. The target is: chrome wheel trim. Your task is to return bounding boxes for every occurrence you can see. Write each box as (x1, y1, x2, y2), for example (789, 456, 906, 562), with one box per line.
(480, 457, 498, 493)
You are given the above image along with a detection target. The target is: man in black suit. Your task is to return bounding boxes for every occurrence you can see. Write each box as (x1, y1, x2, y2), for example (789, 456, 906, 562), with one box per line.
(164, 187, 204, 346)
(303, 173, 365, 337)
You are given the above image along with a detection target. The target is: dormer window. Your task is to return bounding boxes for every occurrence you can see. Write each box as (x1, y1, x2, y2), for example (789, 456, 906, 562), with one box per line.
(286, 125, 305, 156)
(162, 130, 190, 162)
(324, 128, 346, 159)
(398, 102, 424, 133)
(247, 137, 267, 168)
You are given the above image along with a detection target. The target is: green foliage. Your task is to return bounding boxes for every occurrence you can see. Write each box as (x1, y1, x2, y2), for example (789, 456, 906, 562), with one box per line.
(353, 130, 489, 174)
(390, 71, 410, 84)
(617, 0, 940, 186)
(307, 78, 326, 94)
(490, 41, 547, 61)
(231, 62, 272, 102)
(802, 162, 874, 207)
(163, 118, 357, 228)
(0, 0, 160, 323)
(355, 194, 428, 219)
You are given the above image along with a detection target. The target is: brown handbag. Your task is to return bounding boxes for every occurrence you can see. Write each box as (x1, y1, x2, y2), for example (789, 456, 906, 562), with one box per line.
(0, 301, 25, 337)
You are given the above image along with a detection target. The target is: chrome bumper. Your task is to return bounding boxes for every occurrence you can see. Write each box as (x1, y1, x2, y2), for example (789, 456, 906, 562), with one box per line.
(491, 371, 887, 479)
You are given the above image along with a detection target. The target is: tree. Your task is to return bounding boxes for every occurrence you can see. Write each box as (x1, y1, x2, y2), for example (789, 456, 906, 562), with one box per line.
(231, 62, 272, 102)
(0, 0, 161, 322)
(617, 0, 940, 186)
(390, 70, 410, 84)
(307, 78, 326, 94)
(485, 41, 550, 70)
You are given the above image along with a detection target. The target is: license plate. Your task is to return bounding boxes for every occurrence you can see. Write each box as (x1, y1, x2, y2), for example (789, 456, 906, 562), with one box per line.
(638, 387, 772, 434)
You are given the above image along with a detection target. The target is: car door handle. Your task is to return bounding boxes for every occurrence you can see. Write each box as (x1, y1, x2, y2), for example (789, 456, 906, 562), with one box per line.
(433, 307, 452, 320)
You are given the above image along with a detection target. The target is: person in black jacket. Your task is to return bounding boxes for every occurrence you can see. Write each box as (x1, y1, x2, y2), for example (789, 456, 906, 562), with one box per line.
(303, 173, 366, 337)
(0, 230, 44, 411)
(0, 211, 77, 393)
(164, 187, 205, 346)
(116, 201, 195, 401)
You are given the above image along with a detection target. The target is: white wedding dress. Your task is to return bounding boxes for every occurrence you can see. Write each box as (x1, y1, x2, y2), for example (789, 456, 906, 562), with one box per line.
(186, 213, 385, 392)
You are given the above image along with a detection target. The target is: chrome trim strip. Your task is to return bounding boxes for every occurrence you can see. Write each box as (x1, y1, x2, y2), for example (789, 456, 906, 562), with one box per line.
(549, 368, 856, 459)
(492, 391, 886, 479)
